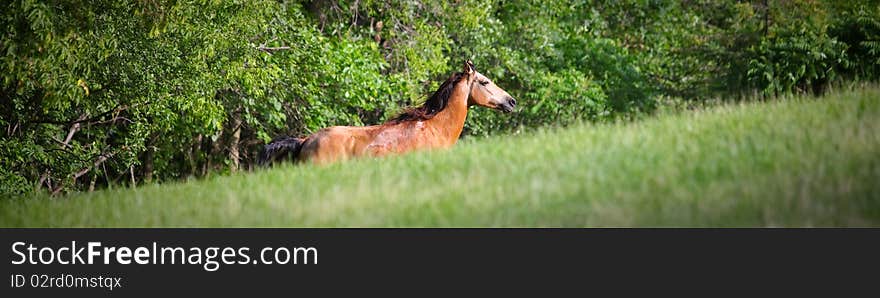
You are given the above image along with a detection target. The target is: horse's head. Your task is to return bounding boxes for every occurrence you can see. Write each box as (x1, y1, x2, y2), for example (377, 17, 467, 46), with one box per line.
(463, 60, 517, 113)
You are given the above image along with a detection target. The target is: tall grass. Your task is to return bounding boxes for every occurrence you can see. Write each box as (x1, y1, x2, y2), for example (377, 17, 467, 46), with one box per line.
(2, 87, 879, 227)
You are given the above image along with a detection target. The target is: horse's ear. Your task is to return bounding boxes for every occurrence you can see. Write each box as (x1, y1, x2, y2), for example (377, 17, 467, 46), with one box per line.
(463, 59, 475, 74)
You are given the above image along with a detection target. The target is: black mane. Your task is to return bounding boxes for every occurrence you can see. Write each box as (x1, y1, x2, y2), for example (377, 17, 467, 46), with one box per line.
(387, 72, 466, 124)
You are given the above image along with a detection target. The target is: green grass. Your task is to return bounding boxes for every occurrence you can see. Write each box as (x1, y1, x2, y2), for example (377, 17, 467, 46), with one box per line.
(2, 87, 880, 227)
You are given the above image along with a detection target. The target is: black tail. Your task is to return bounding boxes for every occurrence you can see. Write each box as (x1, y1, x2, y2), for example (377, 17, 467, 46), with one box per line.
(258, 136, 305, 166)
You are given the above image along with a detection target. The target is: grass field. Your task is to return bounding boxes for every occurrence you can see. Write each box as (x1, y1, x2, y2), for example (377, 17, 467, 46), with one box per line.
(2, 87, 879, 227)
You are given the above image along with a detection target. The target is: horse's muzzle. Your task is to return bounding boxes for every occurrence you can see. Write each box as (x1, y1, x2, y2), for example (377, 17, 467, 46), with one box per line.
(499, 97, 517, 113)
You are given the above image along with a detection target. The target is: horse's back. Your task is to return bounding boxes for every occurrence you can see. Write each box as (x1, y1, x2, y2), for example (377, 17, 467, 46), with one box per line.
(299, 121, 441, 164)
(299, 125, 378, 164)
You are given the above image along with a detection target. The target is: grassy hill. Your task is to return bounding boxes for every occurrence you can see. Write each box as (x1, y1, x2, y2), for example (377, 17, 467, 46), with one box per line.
(2, 87, 879, 227)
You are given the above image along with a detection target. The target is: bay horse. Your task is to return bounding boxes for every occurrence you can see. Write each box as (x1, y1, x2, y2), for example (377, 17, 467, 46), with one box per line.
(259, 60, 517, 165)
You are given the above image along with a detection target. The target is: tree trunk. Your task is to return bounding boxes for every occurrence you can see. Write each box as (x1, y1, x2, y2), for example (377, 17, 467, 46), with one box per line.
(229, 108, 242, 172)
(762, 0, 769, 37)
(142, 134, 157, 183)
(129, 165, 136, 187)
(207, 129, 224, 174)
(188, 134, 203, 177)
(88, 172, 97, 192)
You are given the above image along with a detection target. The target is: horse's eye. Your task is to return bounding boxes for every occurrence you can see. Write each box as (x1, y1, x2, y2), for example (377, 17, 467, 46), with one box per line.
(480, 81, 489, 86)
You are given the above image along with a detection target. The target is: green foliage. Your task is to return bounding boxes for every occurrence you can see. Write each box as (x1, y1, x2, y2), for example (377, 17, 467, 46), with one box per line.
(2, 0, 879, 196)
(829, 2, 880, 79)
(744, 0, 848, 95)
(316, 39, 394, 126)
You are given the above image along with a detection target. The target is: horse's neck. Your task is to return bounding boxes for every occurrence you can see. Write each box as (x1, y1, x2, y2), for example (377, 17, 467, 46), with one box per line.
(426, 81, 470, 146)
